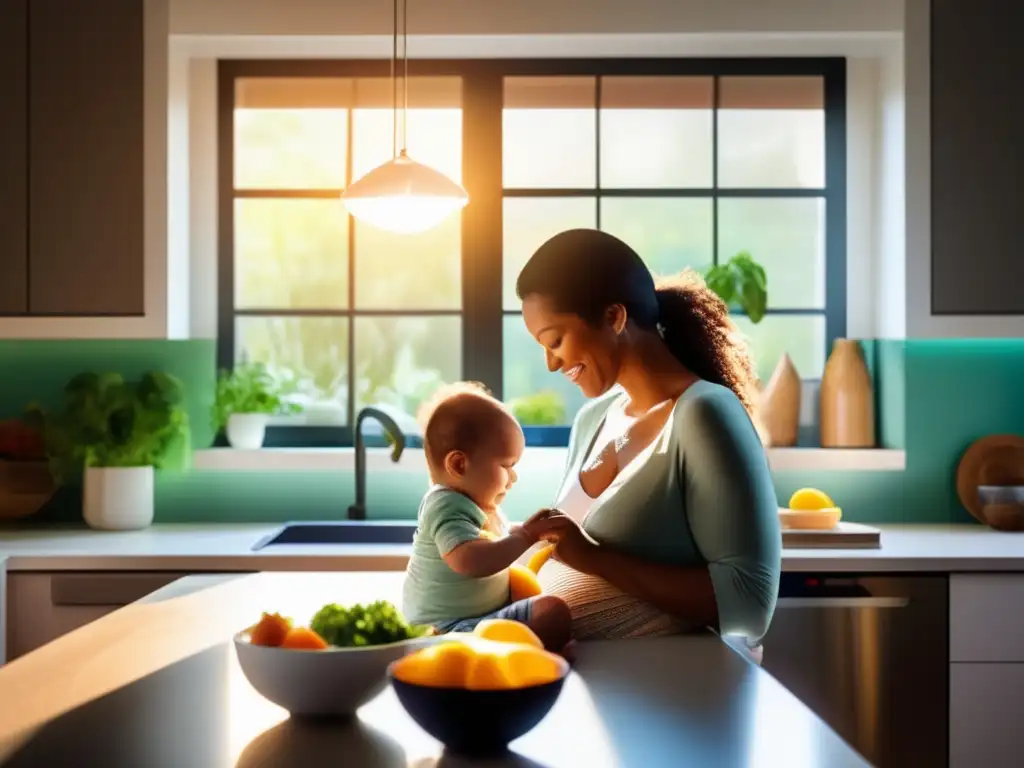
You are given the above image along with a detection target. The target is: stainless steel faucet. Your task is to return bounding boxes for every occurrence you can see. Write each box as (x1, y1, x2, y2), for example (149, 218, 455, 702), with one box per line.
(348, 407, 406, 520)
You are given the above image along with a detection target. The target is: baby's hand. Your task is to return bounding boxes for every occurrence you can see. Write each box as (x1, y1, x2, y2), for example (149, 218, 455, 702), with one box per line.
(520, 508, 564, 542)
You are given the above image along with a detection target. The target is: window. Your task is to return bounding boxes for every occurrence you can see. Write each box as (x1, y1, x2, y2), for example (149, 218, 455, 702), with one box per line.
(219, 59, 845, 447)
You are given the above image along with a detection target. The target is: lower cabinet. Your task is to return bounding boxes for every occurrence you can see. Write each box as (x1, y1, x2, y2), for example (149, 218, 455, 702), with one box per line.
(5, 572, 188, 662)
(950, 664, 1024, 768)
(949, 574, 1024, 767)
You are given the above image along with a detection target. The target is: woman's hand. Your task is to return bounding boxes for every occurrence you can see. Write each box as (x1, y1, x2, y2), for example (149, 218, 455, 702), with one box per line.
(532, 512, 602, 575)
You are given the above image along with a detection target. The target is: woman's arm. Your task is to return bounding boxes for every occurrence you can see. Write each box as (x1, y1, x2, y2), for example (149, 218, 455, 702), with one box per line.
(588, 549, 719, 626)
(672, 391, 781, 640)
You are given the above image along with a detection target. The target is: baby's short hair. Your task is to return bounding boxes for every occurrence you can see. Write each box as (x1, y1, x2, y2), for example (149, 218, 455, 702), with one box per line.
(418, 382, 515, 469)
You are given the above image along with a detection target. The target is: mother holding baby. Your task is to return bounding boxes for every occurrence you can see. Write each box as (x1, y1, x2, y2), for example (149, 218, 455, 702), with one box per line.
(520, 228, 782, 648)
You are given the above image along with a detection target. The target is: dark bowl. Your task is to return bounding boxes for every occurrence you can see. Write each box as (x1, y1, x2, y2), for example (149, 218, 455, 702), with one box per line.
(389, 674, 567, 756)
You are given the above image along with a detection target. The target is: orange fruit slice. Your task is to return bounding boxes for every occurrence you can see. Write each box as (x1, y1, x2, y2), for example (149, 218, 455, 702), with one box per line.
(527, 544, 556, 574)
(473, 618, 544, 650)
(248, 612, 292, 647)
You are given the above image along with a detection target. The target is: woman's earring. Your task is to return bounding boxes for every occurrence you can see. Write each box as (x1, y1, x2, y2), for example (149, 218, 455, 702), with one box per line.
(656, 322, 667, 340)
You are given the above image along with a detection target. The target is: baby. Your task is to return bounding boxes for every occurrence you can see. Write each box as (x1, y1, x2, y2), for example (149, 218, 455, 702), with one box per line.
(401, 382, 572, 652)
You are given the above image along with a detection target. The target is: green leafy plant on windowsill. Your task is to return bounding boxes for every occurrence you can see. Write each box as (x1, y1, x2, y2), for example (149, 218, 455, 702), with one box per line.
(212, 362, 302, 433)
(26, 371, 190, 484)
(704, 251, 768, 324)
(508, 390, 566, 427)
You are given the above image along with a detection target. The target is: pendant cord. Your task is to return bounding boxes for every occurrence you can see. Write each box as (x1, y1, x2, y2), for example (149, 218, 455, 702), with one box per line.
(391, 0, 398, 157)
(401, 0, 409, 153)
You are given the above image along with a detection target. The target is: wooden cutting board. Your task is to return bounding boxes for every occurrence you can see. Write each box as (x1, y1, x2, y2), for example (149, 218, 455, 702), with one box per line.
(781, 521, 881, 549)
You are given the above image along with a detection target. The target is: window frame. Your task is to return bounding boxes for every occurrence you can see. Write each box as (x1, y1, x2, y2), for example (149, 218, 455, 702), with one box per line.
(216, 57, 847, 449)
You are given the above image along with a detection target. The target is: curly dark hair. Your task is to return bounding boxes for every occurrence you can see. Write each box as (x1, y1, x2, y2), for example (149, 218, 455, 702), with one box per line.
(515, 228, 762, 420)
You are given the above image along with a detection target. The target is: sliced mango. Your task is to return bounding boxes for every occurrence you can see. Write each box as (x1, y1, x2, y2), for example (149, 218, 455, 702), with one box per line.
(279, 626, 329, 650)
(392, 635, 564, 690)
(509, 563, 544, 601)
(474, 618, 544, 650)
(788, 487, 836, 510)
(466, 652, 515, 690)
(527, 544, 556, 574)
(393, 640, 475, 687)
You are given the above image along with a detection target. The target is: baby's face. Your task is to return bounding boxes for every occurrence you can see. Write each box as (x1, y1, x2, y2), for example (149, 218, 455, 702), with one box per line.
(460, 419, 525, 513)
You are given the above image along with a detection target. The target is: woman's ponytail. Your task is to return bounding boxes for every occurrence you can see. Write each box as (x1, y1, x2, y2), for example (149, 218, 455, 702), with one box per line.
(654, 270, 765, 438)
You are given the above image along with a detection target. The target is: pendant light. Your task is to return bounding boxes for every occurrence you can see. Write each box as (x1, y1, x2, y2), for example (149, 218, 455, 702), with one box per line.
(341, 0, 469, 234)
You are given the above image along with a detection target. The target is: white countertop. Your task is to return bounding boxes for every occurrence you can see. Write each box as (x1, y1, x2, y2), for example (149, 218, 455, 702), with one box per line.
(2, 522, 1024, 572)
(0, 572, 870, 767)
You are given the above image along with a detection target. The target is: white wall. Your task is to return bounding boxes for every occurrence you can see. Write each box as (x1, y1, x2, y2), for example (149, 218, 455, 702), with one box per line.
(170, 0, 904, 36)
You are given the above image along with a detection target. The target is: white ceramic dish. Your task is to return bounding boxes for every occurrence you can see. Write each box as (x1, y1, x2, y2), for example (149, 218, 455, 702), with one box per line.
(779, 507, 842, 531)
(234, 632, 436, 716)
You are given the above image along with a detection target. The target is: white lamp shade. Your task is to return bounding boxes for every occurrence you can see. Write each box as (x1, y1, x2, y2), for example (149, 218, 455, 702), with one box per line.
(341, 152, 469, 234)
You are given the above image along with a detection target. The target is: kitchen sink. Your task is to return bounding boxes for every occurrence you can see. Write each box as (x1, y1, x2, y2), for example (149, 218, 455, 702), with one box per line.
(252, 521, 417, 550)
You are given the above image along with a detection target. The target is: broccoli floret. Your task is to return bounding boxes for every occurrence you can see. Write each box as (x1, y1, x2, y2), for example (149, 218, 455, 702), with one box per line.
(309, 600, 427, 648)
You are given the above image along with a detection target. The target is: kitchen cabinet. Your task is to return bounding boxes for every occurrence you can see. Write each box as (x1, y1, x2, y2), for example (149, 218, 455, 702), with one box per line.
(950, 664, 1024, 768)
(0, 0, 28, 315)
(949, 574, 1024, 767)
(27, 0, 145, 316)
(4, 572, 182, 662)
(0, 0, 145, 318)
(930, 0, 1024, 315)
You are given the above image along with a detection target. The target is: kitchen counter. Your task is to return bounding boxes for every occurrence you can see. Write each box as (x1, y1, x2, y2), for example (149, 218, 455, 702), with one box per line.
(0, 572, 870, 767)
(3, 522, 1024, 572)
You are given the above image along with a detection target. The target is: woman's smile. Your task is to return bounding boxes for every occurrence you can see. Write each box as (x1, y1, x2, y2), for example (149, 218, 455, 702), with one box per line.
(564, 363, 585, 383)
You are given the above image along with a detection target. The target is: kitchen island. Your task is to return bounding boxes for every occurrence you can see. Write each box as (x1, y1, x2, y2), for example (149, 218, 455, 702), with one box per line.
(0, 572, 870, 767)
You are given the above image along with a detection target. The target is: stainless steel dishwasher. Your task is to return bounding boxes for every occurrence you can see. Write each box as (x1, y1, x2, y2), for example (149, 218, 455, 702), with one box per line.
(759, 574, 948, 768)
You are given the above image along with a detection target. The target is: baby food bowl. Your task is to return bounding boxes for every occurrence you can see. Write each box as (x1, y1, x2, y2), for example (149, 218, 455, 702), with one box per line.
(388, 658, 570, 755)
(234, 632, 434, 717)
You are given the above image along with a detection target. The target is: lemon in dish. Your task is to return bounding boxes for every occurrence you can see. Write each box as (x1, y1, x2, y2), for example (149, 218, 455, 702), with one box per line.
(781, 488, 842, 530)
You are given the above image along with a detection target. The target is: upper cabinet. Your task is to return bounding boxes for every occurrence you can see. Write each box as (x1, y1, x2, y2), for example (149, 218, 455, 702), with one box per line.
(0, 0, 28, 315)
(931, 0, 1024, 315)
(0, 0, 145, 318)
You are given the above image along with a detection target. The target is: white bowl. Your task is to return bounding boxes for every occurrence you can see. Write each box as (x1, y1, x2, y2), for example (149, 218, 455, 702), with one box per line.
(234, 632, 435, 717)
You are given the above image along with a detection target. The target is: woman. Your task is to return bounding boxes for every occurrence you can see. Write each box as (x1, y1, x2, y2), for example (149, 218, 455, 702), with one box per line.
(519, 228, 781, 646)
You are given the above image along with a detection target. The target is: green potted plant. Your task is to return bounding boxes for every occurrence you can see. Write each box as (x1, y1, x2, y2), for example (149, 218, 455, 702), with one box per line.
(507, 390, 567, 446)
(213, 362, 301, 449)
(704, 250, 768, 324)
(27, 371, 188, 531)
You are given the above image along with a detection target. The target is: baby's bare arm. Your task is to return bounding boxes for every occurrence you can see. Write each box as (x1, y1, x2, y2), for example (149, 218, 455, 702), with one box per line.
(444, 528, 535, 578)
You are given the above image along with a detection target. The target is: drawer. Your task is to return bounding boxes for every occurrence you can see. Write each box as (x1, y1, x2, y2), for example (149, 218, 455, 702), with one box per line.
(950, 663, 1024, 767)
(950, 574, 1024, 662)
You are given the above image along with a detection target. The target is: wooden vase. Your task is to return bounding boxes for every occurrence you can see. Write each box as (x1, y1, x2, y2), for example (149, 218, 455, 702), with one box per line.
(761, 354, 801, 447)
(819, 339, 876, 448)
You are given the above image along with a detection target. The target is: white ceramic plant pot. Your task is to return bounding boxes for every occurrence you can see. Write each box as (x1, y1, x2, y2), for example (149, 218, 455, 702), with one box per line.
(83, 466, 154, 531)
(227, 413, 269, 449)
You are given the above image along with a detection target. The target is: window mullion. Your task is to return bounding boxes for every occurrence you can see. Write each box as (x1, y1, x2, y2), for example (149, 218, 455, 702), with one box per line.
(460, 71, 505, 398)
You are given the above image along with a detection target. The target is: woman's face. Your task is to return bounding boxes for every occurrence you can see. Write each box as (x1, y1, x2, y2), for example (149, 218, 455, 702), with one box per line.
(522, 293, 624, 398)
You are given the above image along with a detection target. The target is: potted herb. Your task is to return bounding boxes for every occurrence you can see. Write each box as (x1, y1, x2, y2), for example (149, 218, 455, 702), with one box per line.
(27, 371, 188, 531)
(704, 251, 768, 324)
(508, 390, 567, 447)
(213, 363, 300, 449)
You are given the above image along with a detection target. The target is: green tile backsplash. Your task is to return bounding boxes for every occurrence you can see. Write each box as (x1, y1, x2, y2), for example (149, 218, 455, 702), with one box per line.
(2, 337, 1022, 526)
